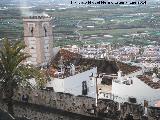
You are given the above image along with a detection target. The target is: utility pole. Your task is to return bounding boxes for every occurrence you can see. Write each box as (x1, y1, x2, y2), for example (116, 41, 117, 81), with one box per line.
(95, 74, 98, 107)
(95, 73, 99, 109)
(90, 73, 99, 116)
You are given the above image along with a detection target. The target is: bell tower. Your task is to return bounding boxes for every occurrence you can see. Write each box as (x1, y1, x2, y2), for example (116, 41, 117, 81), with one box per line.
(23, 16, 53, 65)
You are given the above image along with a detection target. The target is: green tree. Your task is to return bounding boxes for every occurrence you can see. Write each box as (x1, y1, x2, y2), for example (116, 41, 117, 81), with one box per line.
(0, 39, 46, 115)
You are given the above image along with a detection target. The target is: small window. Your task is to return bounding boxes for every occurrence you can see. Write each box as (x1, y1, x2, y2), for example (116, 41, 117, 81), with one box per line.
(30, 27, 34, 36)
(31, 47, 34, 49)
(44, 26, 47, 37)
(82, 81, 88, 95)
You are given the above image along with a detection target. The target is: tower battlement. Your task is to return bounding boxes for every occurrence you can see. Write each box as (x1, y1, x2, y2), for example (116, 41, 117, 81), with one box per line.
(23, 16, 52, 22)
(24, 16, 51, 19)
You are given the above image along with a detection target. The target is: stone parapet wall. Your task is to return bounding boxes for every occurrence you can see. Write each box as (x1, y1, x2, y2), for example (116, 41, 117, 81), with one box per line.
(13, 87, 95, 116)
(0, 100, 8, 111)
(13, 102, 87, 120)
(120, 102, 144, 119)
(1, 87, 159, 119)
(11, 87, 146, 119)
(0, 100, 101, 120)
(147, 107, 160, 120)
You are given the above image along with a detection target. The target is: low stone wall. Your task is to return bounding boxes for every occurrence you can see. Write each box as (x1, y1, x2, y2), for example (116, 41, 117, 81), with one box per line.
(0, 100, 102, 120)
(13, 87, 95, 116)
(120, 102, 144, 119)
(97, 99, 120, 119)
(0, 101, 8, 111)
(14, 106, 72, 120)
(147, 107, 160, 120)
(1, 87, 159, 119)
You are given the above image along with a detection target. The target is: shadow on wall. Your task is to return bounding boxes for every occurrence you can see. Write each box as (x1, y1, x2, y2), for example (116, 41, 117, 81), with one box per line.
(0, 109, 15, 120)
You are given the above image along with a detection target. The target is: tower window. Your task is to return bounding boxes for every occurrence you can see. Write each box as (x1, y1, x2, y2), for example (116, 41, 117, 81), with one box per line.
(30, 27, 34, 36)
(44, 26, 47, 37)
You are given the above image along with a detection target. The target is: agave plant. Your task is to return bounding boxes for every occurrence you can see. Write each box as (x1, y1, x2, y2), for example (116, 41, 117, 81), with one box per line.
(0, 38, 46, 115)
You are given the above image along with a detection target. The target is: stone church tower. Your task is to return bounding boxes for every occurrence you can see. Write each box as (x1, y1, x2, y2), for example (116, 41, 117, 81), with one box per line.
(23, 16, 53, 65)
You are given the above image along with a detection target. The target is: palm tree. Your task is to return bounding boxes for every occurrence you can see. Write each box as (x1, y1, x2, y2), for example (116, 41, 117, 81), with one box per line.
(0, 38, 46, 116)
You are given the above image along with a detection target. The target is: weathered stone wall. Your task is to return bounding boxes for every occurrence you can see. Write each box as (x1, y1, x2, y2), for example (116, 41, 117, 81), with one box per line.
(120, 102, 144, 119)
(12, 87, 96, 116)
(0, 100, 7, 111)
(14, 106, 73, 120)
(12, 87, 146, 119)
(0, 100, 101, 120)
(2, 87, 159, 119)
(147, 107, 160, 120)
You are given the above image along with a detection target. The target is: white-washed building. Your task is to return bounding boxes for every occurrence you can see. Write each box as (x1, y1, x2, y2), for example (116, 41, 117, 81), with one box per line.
(99, 70, 160, 107)
(46, 67, 97, 98)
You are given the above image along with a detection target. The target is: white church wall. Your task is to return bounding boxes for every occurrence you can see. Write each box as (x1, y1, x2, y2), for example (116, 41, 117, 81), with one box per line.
(46, 67, 97, 98)
(63, 67, 97, 98)
(46, 78, 64, 92)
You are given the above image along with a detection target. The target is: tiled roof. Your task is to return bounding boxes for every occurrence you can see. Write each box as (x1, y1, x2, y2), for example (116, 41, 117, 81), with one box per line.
(50, 50, 141, 77)
(137, 75, 160, 89)
(116, 62, 141, 75)
(51, 49, 82, 64)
